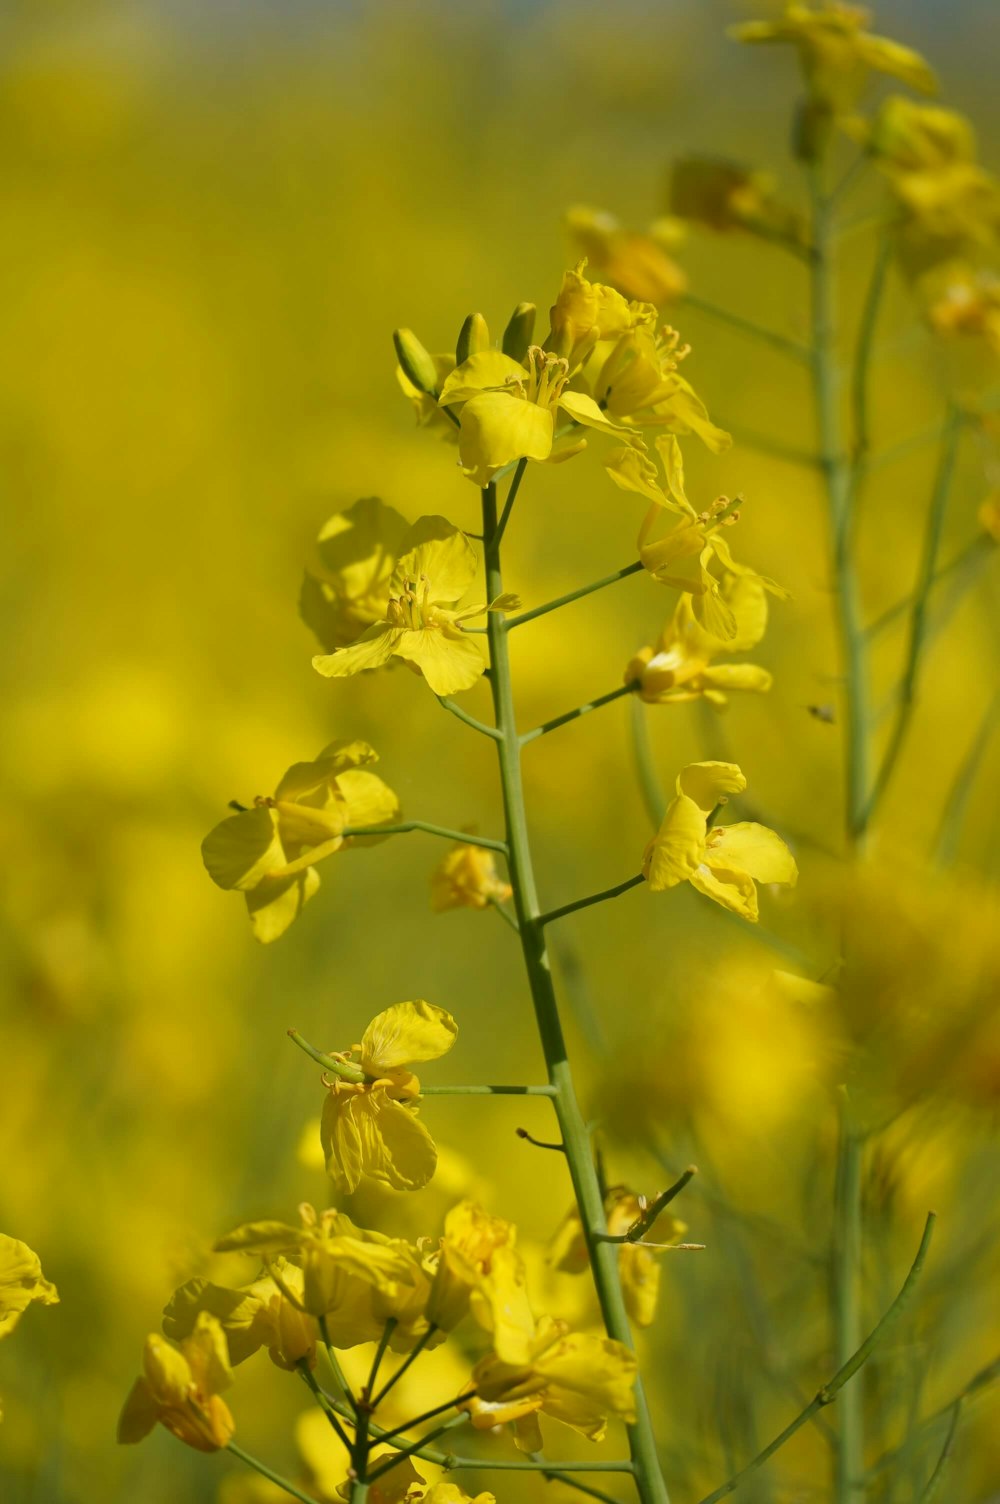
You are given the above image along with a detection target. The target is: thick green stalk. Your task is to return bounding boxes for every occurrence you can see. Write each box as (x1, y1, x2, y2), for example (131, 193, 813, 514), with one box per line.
(482, 482, 669, 1504)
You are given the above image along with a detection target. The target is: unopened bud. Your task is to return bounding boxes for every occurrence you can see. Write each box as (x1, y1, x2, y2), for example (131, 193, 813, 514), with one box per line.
(456, 312, 490, 364)
(502, 301, 537, 362)
(393, 328, 439, 395)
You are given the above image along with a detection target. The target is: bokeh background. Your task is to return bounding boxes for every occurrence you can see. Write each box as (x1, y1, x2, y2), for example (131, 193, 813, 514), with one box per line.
(2, 1, 999, 1501)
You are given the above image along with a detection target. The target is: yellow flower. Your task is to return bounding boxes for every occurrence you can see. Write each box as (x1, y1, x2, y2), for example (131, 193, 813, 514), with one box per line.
(549, 1189, 687, 1330)
(423, 1490, 496, 1504)
(642, 761, 798, 921)
(430, 844, 512, 912)
(927, 265, 1000, 353)
(0, 1235, 58, 1339)
(163, 1259, 317, 1372)
(318, 1000, 457, 1193)
(732, 4, 936, 113)
(312, 517, 515, 695)
(669, 157, 804, 244)
(117, 1313, 235, 1452)
(335, 1451, 426, 1504)
(426, 1202, 535, 1362)
(566, 207, 687, 306)
(576, 322, 730, 452)
(465, 1316, 637, 1454)
(201, 740, 400, 943)
(979, 490, 1000, 541)
(861, 95, 977, 173)
(625, 579, 772, 708)
(213, 1206, 432, 1350)
(300, 497, 411, 653)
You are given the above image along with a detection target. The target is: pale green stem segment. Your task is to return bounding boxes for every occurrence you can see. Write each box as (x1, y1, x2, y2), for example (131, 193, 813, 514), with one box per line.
(521, 682, 637, 744)
(866, 1352, 999, 1480)
(597, 1167, 697, 1244)
(371, 1323, 438, 1409)
(298, 1360, 354, 1450)
(287, 1028, 367, 1084)
(538, 874, 645, 929)
(506, 560, 644, 630)
(319, 1314, 357, 1413)
(851, 233, 892, 465)
(342, 821, 508, 854)
(374, 1390, 474, 1447)
(419, 1082, 556, 1096)
(488, 894, 520, 932)
(494, 456, 528, 550)
(808, 162, 871, 854)
(865, 407, 962, 825)
(482, 479, 670, 1504)
(933, 687, 1000, 866)
(679, 290, 811, 364)
(366, 1413, 469, 1480)
(915, 1399, 963, 1503)
(697, 1213, 936, 1504)
(832, 1112, 865, 1504)
(437, 695, 504, 739)
(226, 1441, 319, 1504)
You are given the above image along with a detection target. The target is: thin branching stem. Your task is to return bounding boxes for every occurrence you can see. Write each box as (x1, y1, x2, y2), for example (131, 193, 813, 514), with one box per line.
(915, 1399, 963, 1503)
(419, 1082, 556, 1096)
(342, 820, 508, 853)
(521, 683, 637, 744)
(933, 687, 1000, 865)
(679, 290, 811, 363)
(488, 894, 520, 932)
(226, 1442, 320, 1504)
(371, 1324, 439, 1410)
(866, 1353, 1000, 1480)
(298, 1361, 354, 1451)
(597, 1167, 698, 1243)
(506, 561, 644, 629)
(538, 874, 646, 929)
(436, 695, 502, 739)
(366, 1414, 469, 1480)
(493, 456, 528, 551)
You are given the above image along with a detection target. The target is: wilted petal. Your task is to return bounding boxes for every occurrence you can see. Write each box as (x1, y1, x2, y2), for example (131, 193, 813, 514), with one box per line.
(361, 1000, 458, 1071)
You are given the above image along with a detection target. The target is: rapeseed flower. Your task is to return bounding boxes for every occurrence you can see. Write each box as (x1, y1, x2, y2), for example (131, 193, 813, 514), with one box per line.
(317, 1000, 458, 1193)
(465, 1317, 637, 1453)
(670, 157, 803, 245)
(117, 1313, 234, 1452)
(312, 517, 516, 695)
(566, 207, 687, 306)
(625, 578, 772, 707)
(0, 1235, 58, 1421)
(426, 1201, 535, 1362)
(201, 740, 399, 943)
(163, 1259, 317, 1371)
(300, 497, 410, 653)
(430, 844, 512, 912)
(643, 761, 798, 921)
(549, 1189, 687, 1329)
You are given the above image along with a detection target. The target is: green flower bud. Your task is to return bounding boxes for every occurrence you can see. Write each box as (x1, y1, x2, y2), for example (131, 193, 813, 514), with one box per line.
(455, 312, 490, 364)
(393, 328, 439, 395)
(502, 301, 537, 363)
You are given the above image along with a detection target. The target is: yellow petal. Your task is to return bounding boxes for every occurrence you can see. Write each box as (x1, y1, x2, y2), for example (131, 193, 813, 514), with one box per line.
(369, 1094, 438, 1191)
(677, 761, 747, 812)
(857, 34, 936, 94)
(244, 867, 321, 944)
(438, 350, 529, 406)
(0, 1237, 59, 1337)
(710, 822, 798, 886)
(321, 1092, 366, 1194)
(391, 517, 478, 604)
(361, 1000, 458, 1071)
(692, 574, 739, 641)
(535, 1329, 638, 1426)
(557, 389, 631, 434)
(689, 861, 759, 921)
(642, 793, 707, 891)
(457, 391, 555, 486)
(116, 1377, 159, 1445)
(142, 1333, 192, 1405)
(184, 1312, 233, 1396)
(313, 624, 401, 679)
(393, 627, 485, 696)
(655, 433, 691, 510)
(162, 1278, 269, 1366)
(604, 443, 671, 506)
(702, 663, 773, 694)
(274, 740, 377, 801)
(201, 806, 285, 892)
(338, 770, 401, 836)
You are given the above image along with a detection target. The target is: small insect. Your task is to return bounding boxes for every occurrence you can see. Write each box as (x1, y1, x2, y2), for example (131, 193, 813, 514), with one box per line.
(806, 703, 836, 724)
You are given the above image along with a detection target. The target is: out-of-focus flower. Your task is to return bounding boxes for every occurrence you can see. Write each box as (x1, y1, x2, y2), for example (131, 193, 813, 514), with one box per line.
(669, 157, 804, 244)
(213, 1205, 432, 1350)
(978, 490, 1000, 540)
(162, 1258, 316, 1372)
(860, 95, 977, 173)
(625, 578, 772, 707)
(430, 844, 512, 912)
(201, 740, 399, 943)
(926, 264, 1000, 353)
(0, 1235, 58, 1421)
(643, 761, 798, 921)
(426, 1201, 534, 1362)
(300, 497, 411, 653)
(732, 4, 936, 114)
(312, 517, 516, 695)
(575, 321, 730, 453)
(549, 1188, 687, 1329)
(317, 1000, 458, 1193)
(334, 1451, 427, 1504)
(566, 207, 687, 305)
(117, 1313, 234, 1452)
(465, 1316, 637, 1453)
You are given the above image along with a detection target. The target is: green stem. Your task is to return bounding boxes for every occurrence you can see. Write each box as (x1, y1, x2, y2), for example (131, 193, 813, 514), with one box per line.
(507, 561, 644, 630)
(520, 683, 636, 744)
(371, 1324, 438, 1409)
(436, 696, 503, 739)
(419, 1082, 556, 1096)
(366, 1319, 396, 1400)
(808, 162, 872, 853)
(851, 234, 892, 465)
(298, 1360, 354, 1450)
(374, 1391, 471, 1446)
(597, 1167, 697, 1244)
(482, 481, 670, 1504)
(933, 687, 1000, 866)
(367, 1414, 469, 1480)
(864, 534, 989, 638)
(320, 1314, 357, 1413)
(488, 894, 520, 932)
(697, 1213, 936, 1504)
(832, 1114, 864, 1504)
(866, 1353, 999, 1480)
(342, 821, 507, 854)
(865, 406, 962, 825)
(915, 1399, 962, 1503)
(679, 291, 811, 363)
(287, 1029, 367, 1083)
(538, 874, 645, 929)
(493, 456, 528, 550)
(226, 1442, 320, 1504)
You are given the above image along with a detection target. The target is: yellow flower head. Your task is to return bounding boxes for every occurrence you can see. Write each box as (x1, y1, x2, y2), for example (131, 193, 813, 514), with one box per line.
(312, 517, 516, 696)
(466, 1316, 637, 1454)
(566, 207, 687, 306)
(732, 3, 936, 113)
(213, 1206, 432, 1350)
(927, 265, 1000, 354)
(643, 761, 798, 921)
(669, 157, 804, 245)
(577, 322, 730, 453)
(317, 1001, 458, 1193)
(0, 1235, 58, 1340)
(426, 1202, 535, 1363)
(548, 1188, 687, 1330)
(301, 497, 411, 653)
(117, 1313, 234, 1453)
(163, 1258, 317, 1373)
(430, 844, 512, 912)
(201, 740, 400, 943)
(625, 578, 772, 708)
(861, 95, 976, 174)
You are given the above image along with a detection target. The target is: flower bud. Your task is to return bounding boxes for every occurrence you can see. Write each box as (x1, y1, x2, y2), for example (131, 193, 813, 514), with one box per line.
(502, 301, 536, 362)
(393, 328, 439, 395)
(455, 312, 490, 364)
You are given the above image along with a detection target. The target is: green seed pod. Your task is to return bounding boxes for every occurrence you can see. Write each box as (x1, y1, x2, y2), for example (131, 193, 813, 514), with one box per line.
(455, 313, 490, 365)
(502, 302, 537, 363)
(393, 328, 439, 395)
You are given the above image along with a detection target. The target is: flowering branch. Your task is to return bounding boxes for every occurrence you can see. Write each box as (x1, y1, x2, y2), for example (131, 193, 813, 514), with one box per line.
(520, 683, 637, 744)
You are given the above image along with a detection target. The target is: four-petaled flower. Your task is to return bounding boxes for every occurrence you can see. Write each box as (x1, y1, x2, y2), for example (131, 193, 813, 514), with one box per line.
(643, 761, 798, 921)
(626, 576, 773, 707)
(117, 1314, 235, 1452)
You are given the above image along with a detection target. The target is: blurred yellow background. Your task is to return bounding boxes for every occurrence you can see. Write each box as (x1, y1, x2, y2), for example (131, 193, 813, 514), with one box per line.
(2, 2, 999, 1501)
